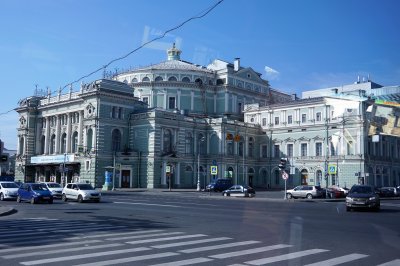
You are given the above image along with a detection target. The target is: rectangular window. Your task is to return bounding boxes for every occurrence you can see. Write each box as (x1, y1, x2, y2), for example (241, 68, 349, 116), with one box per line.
(287, 144, 293, 157)
(301, 143, 307, 156)
(274, 117, 279, 125)
(288, 115, 293, 124)
(142, 97, 149, 105)
(316, 112, 322, 122)
(262, 118, 267, 126)
(118, 107, 122, 119)
(347, 141, 354, 155)
(274, 144, 280, 158)
(261, 145, 268, 158)
(168, 97, 176, 109)
(301, 114, 307, 123)
(315, 142, 322, 156)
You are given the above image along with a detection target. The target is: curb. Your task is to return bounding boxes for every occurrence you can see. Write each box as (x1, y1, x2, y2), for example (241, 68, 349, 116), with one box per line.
(0, 207, 17, 217)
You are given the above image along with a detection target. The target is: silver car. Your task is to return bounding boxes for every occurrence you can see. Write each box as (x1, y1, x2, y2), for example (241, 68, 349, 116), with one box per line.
(286, 185, 323, 199)
(62, 183, 101, 203)
(0, 181, 19, 200)
(40, 182, 63, 199)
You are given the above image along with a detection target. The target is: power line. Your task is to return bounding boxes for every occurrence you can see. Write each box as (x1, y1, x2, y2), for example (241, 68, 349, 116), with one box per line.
(0, 0, 224, 118)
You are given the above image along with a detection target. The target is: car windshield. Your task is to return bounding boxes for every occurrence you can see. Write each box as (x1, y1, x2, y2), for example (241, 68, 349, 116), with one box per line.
(350, 186, 372, 194)
(31, 184, 48, 191)
(1, 182, 19, 188)
(47, 183, 61, 188)
(77, 184, 94, 190)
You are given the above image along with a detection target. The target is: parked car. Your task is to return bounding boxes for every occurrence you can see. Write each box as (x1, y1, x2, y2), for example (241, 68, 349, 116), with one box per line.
(377, 187, 396, 198)
(62, 183, 101, 203)
(222, 185, 255, 197)
(205, 178, 233, 192)
(40, 182, 63, 199)
(326, 186, 345, 198)
(17, 183, 53, 204)
(0, 181, 20, 201)
(286, 185, 323, 199)
(346, 185, 380, 212)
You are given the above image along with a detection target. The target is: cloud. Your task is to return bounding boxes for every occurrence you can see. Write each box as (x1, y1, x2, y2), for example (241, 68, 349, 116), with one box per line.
(264, 66, 280, 80)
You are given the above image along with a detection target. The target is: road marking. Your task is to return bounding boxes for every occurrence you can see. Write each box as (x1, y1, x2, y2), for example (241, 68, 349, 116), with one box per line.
(72, 252, 179, 266)
(377, 259, 400, 266)
(179, 240, 260, 253)
(303, 253, 369, 266)
(148, 257, 213, 266)
(2, 243, 124, 259)
(245, 249, 329, 265)
(106, 231, 183, 241)
(209, 244, 292, 259)
(113, 201, 181, 208)
(66, 229, 165, 240)
(151, 237, 232, 248)
(164, 201, 218, 206)
(20, 247, 150, 265)
(126, 234, 206, 245)
(53, 225, 127, 233)
(0, 240, 102, 253)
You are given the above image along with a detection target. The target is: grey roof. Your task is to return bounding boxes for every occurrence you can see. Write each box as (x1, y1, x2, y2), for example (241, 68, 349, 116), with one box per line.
(131, 60, 213, 73)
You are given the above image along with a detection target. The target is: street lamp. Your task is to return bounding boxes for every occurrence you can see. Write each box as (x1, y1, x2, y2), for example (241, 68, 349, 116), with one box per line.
(197, 136, 205, 191)
(63, 153, 67, 187)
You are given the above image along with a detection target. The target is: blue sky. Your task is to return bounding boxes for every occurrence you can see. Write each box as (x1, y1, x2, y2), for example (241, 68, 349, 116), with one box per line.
(1, 0, 399, 149)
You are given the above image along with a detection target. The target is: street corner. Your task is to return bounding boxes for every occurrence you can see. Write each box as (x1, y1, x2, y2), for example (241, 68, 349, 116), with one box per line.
(0, 206, 17, 217)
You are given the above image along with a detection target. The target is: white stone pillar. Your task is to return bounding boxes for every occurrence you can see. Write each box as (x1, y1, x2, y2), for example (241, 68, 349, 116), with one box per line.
(55, 115, 61, 154)
(66, 113, 72, 153)
(45, 117, 50, 154)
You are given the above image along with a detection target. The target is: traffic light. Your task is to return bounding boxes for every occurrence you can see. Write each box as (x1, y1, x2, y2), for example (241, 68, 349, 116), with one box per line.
(278, 158, 287, 170)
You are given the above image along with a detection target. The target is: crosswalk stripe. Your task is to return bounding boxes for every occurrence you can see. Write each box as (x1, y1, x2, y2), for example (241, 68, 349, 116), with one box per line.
(52, 225, 126, 233)
(245, 249, 329, 265)
(209, 244, 292, 259)
(0, 240, 102, 253)
(125, 234, 206, 245)
(179, 240, 261, 253)
(106, 231, 183, 241)
(2, 243, 124, 259)
(72, 252, 179, 266)
(20, 247, 150, 265)
(377, 259, 400, 266)
(151, 237, 232, 249)
(66, 229, 165, 240)
(114, 201, 181, 208)
(148, 257, 213, 266)
(303, 253, 369, 266)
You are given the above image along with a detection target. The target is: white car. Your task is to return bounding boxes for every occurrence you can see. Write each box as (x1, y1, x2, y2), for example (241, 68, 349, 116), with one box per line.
(0, 181, 20, 200)
(62, 183, 101, 203)
(40, 182, 63, 199)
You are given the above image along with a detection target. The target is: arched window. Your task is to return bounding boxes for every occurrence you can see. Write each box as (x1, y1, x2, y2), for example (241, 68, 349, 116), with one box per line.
(131, 78, 138, 83)
(163, 129, 172, 153)
(111, 129, 122, 152)
(50, 134, 56, 154)
(248, 137, 254, 158)
(40, 136, 45, 154)
(216, 79, 224, 85)
(72, 131, 78, 153)
(195, 78, 203, 85)
(168, 76, 177, 82)
(182, 77, 190, 83)
(185, 132, 193, 155)
(155, 76, 163, 82)
(61, 133, 67, 153)
(86, 128, 93, 152)
(19, 136, 24, 155)
(142, 77, 150, 82)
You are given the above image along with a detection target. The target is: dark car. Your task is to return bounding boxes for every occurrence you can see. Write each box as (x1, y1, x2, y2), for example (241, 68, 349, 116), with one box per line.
(222, 185, 255, 197)
(206, 178, 233, 192)
(346, 185, 380, 212)
(377, 187, 396, 198)
(17, 183, 54, 204)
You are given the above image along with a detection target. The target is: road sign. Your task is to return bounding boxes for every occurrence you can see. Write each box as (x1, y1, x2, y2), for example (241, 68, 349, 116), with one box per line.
(210, 166, 218, 175)
(282, 171, 289, 180)
(328, 164, 337, 174)
(166, 165, 171, 173)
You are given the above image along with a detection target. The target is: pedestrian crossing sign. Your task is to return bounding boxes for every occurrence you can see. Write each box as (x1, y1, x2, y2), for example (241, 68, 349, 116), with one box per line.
(328, 164, 337, 174)
(210, 166, 218, 175)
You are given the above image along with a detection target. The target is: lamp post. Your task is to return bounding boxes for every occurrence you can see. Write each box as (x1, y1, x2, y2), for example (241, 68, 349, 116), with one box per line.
(63, 153, 67, 187)
(197, 136, 205, 191)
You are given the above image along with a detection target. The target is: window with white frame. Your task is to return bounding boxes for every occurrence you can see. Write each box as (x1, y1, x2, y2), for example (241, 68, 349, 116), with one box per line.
(261, 144, 268, 158)
(288, 115, 293, 124)
(168, 97, 176, 109)
(142, 97, 149, 105)
(274, 144, 280, 158)
(301, 143, 308, 156)
(287, 143, 293, 157)
(274, 117, 279, 125)
(262, 118, 267, 126)
(316, 112, 322, 122)
(315, 142, 322, 156)
(301, 114, 307, 123)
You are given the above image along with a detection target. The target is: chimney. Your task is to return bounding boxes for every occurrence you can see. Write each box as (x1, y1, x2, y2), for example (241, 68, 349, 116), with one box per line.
(234, 58, 240, 71)
(291, 93, 297, 100)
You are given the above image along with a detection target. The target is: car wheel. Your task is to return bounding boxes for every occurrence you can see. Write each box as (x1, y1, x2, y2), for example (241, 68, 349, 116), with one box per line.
(48, 199, 53, 204)
(306, 194, 313, 199)
(346, 206, 351, 212)
(286, 193, 293, 199)
(223, 192, 228, 197)
(17, 195, 21, 203)
(62, 194, 67, 202)
(30, 197, 35, 204)
(374, 206, 380, 212)
(0, 193, 4, 201)
(78, 195, 83, 203)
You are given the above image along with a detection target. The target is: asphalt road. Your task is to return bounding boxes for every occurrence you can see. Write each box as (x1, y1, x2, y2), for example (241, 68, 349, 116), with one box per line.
(0, 190, 399, 266)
